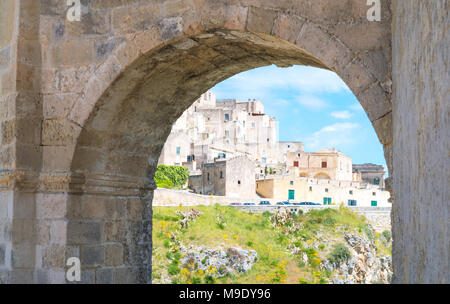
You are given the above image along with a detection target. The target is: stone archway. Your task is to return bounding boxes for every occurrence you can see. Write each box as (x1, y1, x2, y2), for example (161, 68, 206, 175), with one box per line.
(0, 0, 447, 284)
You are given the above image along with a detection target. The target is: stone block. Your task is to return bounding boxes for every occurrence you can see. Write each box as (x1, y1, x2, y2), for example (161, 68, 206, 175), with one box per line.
(0, 0, 15, 49)
(36, 193, 67, 219)
(67, 221, 103, 245)
(42, 245, 66, 269)
(41, 119, 78, 146)
(11, 243, 35, 268)
(81, 245, 105, 267)
(105, 244, 123, 267)
(247, 6, 278, 34)
(0, 46, 10, 70)
(96, 267, 114, 284)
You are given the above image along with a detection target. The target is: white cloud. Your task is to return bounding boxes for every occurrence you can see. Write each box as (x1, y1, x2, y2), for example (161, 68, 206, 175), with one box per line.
(304, 122, 360, 151)
(296, 95, 329, 110)
(331, 110, 353, 119)
(211, 65, 351, 102)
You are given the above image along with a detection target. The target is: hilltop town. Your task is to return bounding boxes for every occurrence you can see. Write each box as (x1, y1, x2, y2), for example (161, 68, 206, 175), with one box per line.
(158, 92, 390, 208)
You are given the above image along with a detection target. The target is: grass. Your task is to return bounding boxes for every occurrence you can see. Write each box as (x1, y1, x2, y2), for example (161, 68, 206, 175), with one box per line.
(152, 204, 391, 284)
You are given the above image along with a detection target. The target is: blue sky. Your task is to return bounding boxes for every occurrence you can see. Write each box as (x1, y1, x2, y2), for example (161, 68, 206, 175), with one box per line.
(211, 65, 388, 174)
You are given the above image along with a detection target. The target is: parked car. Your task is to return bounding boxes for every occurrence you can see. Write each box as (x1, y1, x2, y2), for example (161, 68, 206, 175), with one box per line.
(276, 202, 285, 206)
(292, 202, 303, 206)
(243, 202, 256, 206)
(230, 202, 241, 206)
(259, 201, 271, 206)
(276, 201, 291, 205)
(282, 201, 292, 205)
(298, 202, 320, 205)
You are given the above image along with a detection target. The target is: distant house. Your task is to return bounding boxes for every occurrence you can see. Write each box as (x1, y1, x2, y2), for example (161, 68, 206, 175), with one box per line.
(188, 155, 256, 198)
(353, 163, 386, 189)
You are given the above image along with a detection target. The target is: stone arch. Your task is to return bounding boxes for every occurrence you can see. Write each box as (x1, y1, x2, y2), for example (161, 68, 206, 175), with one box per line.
(65, 23, 390, 282)
(314, 173, 332, 180)
(2, 0, 395, 284)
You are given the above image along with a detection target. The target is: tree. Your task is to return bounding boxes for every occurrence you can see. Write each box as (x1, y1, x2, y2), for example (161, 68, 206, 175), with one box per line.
(155, 164, 189, 189)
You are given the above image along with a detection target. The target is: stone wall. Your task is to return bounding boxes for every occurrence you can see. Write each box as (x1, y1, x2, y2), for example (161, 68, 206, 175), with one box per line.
(2, 0, 447, 284)
(391, 0, 449, 283)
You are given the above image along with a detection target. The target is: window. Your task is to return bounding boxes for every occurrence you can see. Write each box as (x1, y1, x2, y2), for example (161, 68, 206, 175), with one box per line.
(187, 155, 192, 162)
(348, 200, 357, 206)
(225, 130, 229, 137)
(243, 121, 245, 127)
(309, 186, 312, 192)
(371, 201, 377, 207)
(288, 145, 290, 148)
(207, 173, 210, 181)
(374, 177, 380, 185)
(238, 180, 241, 185)
(325, 188, 328, 193)
(373, 192, 376, 196)
(290, 181, 294, 185)
(293, 161, 299, 167)
(220, 171, 223, 179)
(267, 138, 270, 142)
(225, 114, 229, 121)
(298, 153, 301, 157)
(176, 146, 181, 155)
(218, 153, 226, 159)
(349, 190, 353, 195)
(322, 161, 327, 168)
(262, 157, 267, 164)
(323, 197, 332, 205)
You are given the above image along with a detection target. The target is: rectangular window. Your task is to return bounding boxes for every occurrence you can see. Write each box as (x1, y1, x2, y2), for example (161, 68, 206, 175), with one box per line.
(207, 173, 210, 181)
(328, 197, 332, 205)
(348, 200, 357, 206)
(374, 177, 380, 185)
(371, 201, 377, 207)
(290, 181, 294, 185)
(176, 146, 181, 155)
(309, 186, 312, 192)
(225, 114, 229, 121)
(293, 161, 299, 167)
(349, 190, 353, 195)
(220, 171, 223, 179)
(323, 197, 328, 205)
(325, 188, 328, 193)
(322, 161, 327, 168)
(262, 157, 267, 164)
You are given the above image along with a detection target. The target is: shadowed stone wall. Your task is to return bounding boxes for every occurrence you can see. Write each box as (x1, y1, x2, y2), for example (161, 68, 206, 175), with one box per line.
(1, 0, 447, 284)
(391, 0, 449, 284)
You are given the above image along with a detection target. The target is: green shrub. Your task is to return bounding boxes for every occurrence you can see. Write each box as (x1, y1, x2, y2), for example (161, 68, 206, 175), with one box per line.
(363, 224, 374, 241)
(323, 217, 337, 226)
(318, 244, 326, 250)
(191, 277, 202, 284)
(204, 275, 215, 284)
(382, 230, 391, 242)
(168, 264, 180, 275)
(163, 240, 171, 248)
(246, 241, 254, 247)
(155, 164, 189, 189)
(328, 243, 351, 266)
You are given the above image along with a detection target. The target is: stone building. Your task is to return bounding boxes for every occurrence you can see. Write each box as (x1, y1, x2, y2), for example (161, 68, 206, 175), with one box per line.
(286, 148, 354, 181)
(158, 91, 288, 175)
(353, 164, 386, 189)
(256, 176, 390, 207)
(189, 156, 256, 198)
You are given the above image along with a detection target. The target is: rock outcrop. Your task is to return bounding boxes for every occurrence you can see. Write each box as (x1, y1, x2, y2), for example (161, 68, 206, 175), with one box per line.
(328, 234, 392, 284)
(180, 246, 258, 278)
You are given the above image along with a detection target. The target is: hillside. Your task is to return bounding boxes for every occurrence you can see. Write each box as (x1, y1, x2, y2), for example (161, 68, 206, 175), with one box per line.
(152, 205, 392, 284)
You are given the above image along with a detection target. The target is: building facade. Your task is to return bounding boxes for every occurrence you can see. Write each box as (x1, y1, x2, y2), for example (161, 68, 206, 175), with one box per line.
(189, 156, 256, 198)
(256, 177, 390, 207)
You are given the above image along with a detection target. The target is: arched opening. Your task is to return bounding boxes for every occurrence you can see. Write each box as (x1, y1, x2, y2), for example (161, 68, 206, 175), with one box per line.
(314, 173, 331, 180)
(66, 28, 391, 283)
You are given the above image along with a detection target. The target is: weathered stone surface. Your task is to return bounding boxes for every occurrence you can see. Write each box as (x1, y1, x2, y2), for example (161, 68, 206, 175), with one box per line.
(2, 0, 447, 285)
(391, 0, 449, 284)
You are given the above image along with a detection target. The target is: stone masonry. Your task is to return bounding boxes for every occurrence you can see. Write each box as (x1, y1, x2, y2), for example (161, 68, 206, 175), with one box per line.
(0, 0, 447, 283)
